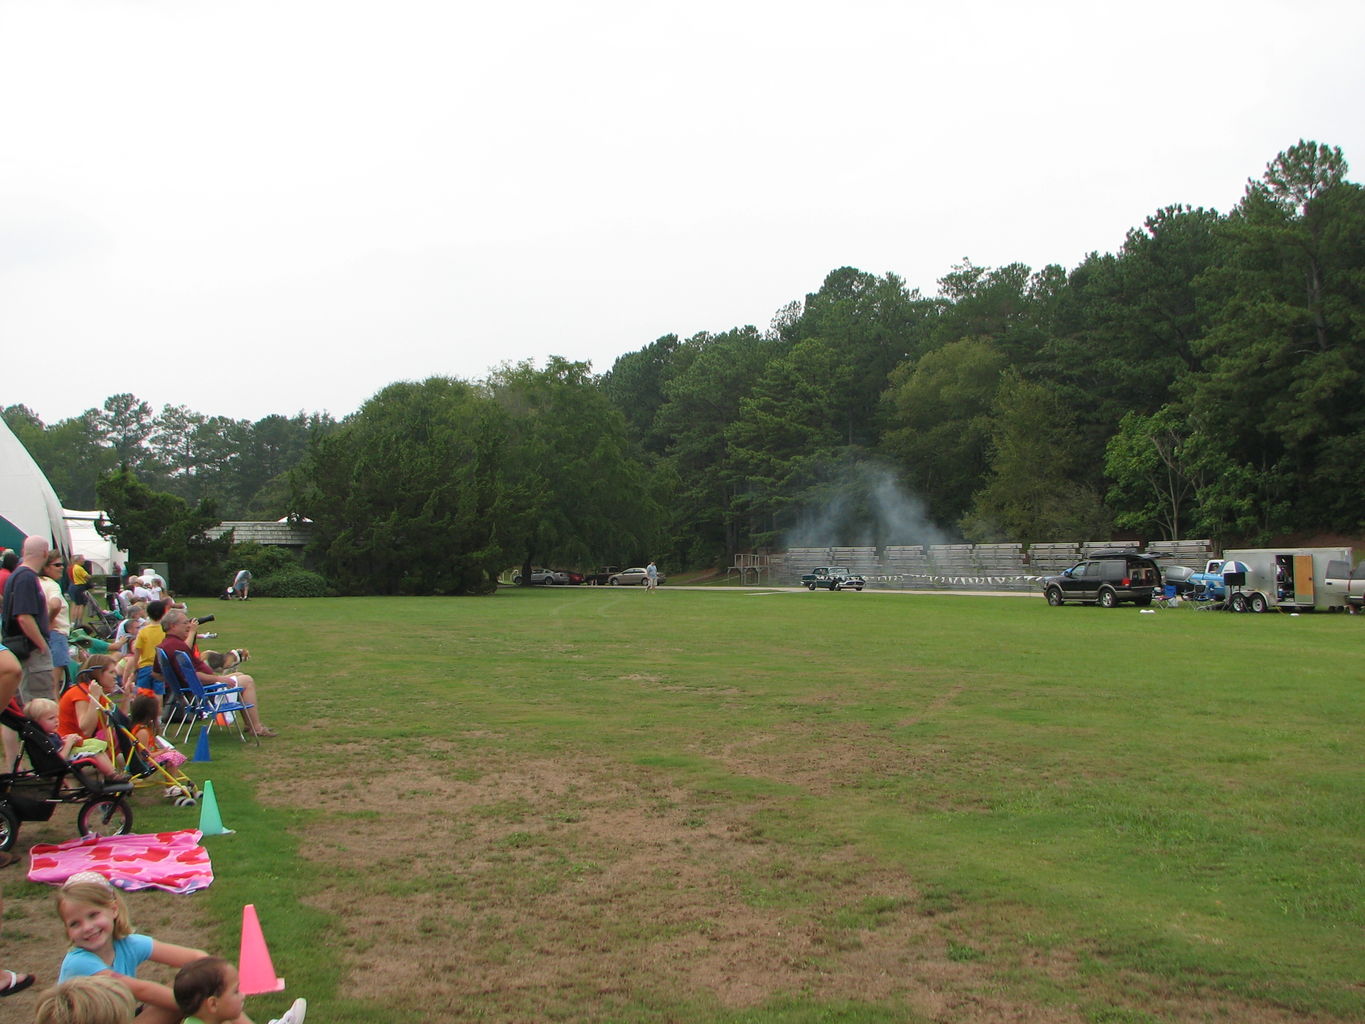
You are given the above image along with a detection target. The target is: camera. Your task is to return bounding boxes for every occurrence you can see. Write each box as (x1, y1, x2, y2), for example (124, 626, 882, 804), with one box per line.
(195, 614, 216, 626)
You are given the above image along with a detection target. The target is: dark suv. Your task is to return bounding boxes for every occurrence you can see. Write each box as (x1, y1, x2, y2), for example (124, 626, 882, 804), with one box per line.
(1041, 551, 1163, 608)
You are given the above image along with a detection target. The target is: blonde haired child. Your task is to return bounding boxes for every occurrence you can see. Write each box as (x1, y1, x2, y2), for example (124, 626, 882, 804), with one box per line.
(34, 975, 136, 1024)
(26, 700, 127, 784)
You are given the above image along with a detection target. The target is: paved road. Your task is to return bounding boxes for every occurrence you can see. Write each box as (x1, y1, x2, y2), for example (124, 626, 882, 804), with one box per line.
(642, 584, 1038, 598)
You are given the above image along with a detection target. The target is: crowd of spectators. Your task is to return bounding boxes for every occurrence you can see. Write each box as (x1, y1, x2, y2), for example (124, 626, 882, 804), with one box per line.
(1, 536, 289, 1012)
(1, 535, 280, 812)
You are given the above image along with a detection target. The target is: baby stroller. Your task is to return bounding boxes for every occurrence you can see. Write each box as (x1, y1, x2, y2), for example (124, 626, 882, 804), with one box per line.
(0, 700, 135, 852)
(80, 604, 123, 640)
(88, 690, 200, 808)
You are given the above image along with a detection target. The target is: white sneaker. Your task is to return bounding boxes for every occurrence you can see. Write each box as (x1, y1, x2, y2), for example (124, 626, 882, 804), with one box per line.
(268, 998, 307, 1024)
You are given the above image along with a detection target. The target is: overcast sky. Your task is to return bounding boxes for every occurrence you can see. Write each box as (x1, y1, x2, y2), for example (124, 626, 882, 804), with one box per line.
(3, 0, 1363, 428)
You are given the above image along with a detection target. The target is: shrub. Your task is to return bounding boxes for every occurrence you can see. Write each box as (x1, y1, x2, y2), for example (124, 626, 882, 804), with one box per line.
(252, 568, 329, 598)
(228, 541, 303, 578)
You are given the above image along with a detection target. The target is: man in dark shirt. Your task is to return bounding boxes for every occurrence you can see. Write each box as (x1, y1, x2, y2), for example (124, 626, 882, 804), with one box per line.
(1, 536, 55, 703)
(1, 536, 55, 768)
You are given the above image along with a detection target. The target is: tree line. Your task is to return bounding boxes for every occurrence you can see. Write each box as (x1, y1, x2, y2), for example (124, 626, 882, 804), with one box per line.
(7, 141, 1361, 594)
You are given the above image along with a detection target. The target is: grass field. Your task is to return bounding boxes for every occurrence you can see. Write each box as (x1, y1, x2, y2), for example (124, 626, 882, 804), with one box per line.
(7, 588, 1363, 1023)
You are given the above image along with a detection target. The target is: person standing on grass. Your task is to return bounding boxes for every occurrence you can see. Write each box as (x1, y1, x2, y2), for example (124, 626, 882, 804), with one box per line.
(3, 536, 54, 703)
(69, 554, 92, 628)
(125, 600, 167, 698)
(40, 551, 72, 694)
(231, 569, 252, 601)
(645, 560, 658, 591)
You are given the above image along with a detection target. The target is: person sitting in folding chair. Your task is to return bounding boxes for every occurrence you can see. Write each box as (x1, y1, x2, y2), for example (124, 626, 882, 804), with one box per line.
(157, 612, 277, 738)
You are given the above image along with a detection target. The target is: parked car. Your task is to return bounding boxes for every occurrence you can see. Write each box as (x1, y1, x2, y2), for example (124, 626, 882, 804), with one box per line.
(799, 567, 866, 591)
(1041, 551, 1162, 607)
(1324, 557, 1365, 612)
(559, 570, 585, 585)
(583, 566, 622, 586)
(608, 567, 665, 586)
(511, 567, 570, 586)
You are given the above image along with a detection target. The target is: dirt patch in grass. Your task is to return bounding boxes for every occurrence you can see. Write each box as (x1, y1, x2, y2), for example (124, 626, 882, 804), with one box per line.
(709, 723, 936, 797)
(251, 743, 1329, 1023)
(258, 745, 983, 1019)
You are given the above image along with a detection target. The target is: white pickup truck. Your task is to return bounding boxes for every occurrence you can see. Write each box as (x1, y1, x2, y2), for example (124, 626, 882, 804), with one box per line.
(1323, 558, 1365, 612)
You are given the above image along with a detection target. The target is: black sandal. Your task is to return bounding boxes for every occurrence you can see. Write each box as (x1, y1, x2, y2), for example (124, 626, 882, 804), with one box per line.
(0, 970, 35, 997)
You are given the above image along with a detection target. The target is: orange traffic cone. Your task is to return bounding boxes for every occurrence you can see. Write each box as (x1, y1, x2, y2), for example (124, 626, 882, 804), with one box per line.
(238, 904, 286, 994)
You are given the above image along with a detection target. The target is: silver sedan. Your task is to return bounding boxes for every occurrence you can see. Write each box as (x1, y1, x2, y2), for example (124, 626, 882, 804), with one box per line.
(607, 567, 665, 586)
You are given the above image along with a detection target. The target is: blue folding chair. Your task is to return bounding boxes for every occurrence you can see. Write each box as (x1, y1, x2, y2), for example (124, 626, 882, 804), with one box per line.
(159, 648, 259, 747)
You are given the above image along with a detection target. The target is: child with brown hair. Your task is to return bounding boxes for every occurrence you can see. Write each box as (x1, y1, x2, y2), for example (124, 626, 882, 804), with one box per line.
(174, 957, 305, 1024)
(128, 695, 186, 768)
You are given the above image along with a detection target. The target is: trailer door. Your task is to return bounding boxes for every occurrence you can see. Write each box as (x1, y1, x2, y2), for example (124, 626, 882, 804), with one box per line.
(1294, 554, 1316, 604)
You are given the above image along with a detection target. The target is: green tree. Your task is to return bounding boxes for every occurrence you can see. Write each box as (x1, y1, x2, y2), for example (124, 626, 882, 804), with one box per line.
(962, 374, 1111, 542)
(236, 413, 334, 512)
(777, 268, 933, 445)
(94, 467, 231, 594)
(1183, 141, 1365, 535)
(600, 334, 680, 456)
(96, 393, 155, 471)
(654, 327, 777, 564)
(147, 404, 209, 493)
(1046, 205, 1223, 419)
(298, 377, 508, 595)
(488, 357, 660, 577)
(1103, 407, 1199, 540)
(726, 339, 852, 545)
(880, 337, 1008, 526)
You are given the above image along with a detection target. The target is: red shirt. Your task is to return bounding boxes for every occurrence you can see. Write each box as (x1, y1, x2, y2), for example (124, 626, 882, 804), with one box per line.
(158, 634, 211, 677)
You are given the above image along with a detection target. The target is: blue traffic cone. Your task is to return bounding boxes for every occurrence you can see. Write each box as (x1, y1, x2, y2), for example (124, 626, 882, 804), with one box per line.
(192, 725, 212, 762)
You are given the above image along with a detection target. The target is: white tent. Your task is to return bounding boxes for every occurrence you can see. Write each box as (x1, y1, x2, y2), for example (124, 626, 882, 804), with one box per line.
(0, 417, 71, 557)
(63, 510, 128, 577)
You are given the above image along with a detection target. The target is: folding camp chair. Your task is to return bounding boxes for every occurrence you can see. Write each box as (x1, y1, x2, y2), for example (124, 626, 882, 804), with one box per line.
(158, 648, 259, 747)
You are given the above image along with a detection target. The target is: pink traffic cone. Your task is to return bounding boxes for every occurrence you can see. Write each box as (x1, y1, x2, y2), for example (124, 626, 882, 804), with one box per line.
(238, 904, 286, 994)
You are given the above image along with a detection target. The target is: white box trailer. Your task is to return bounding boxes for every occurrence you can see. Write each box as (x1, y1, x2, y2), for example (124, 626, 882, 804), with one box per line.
(1220, 547, 1354, 612)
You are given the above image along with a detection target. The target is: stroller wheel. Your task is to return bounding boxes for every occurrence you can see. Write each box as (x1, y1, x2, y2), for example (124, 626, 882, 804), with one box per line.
(0, 802, 18, 852)
(77, 796, 134, 839)
(174, 795, 197, 808)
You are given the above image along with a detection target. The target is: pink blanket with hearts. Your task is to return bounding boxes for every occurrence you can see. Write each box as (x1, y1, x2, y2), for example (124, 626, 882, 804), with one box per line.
(27, 830, 213, 893)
